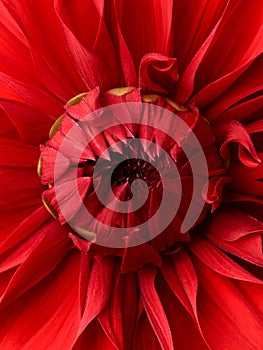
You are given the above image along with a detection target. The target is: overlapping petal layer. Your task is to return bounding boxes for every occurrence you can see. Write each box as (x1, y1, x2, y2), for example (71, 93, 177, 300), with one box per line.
(0, 1, 262, 349)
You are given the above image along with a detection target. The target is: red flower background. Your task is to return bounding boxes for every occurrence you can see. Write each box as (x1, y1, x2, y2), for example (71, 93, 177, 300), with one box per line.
(0, 1, 263, 349)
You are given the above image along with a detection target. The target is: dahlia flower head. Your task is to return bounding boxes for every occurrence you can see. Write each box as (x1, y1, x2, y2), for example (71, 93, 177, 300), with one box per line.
(0, 1, 263, 350)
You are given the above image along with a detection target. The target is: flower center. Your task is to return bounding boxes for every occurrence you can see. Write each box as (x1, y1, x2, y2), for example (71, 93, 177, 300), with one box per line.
(111, 158, 161, 190)
(38, 87, 228, 271)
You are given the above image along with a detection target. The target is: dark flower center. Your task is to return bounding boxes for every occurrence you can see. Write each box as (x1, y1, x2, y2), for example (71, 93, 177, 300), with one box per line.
(111, 158, 161, 190)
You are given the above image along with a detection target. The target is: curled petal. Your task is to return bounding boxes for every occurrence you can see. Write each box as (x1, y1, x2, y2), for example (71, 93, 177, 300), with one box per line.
(213, 120, 261, 167)
(139, 53, 178, 95)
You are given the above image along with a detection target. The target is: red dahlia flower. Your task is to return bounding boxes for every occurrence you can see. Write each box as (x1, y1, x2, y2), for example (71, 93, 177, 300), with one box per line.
(0, 1, 263, 349)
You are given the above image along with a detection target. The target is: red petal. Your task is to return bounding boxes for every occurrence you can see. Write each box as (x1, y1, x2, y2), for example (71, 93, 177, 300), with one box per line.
(189, 237, 261, 283)
(43, 177, 93, 224)
(0, 218, 48, 273)
(0, 206, 50, 254)
(121, 272, 139, 347)
(139, 266, 174, 350)
(204, 207, 263, 241)
(0, 73, 62, 116)
(55, 0, 105, 52)
(0, 167, 43, 214)
(54, 0, 122, 91)
(172, 0, 228, 72)
(0, 267, 17, 298)
(2, 0, 86, 97)
(208, 233, 263, 269)
(213, 120, 261, 167)
(195, 260, 263, 350)
(205, 176, 231, 212)
(103, 1, 137, 86)
(224, 193, 263, 222)
(175, 14, 222, 103)
(228, 153, 263, 196)
(0, 251, 81, 350)
(156, 271, 209, 350)
(0, 100, 56, 145)
(0, 2, 37, 87)
(162, 251, 198, 321)
(121, 243, 162, 273)
(98, 266, 123, 349)
(139, 53, 178, 95)
(204, 56, 263, 121)
(0, 221, 71, 308)
(189, 1, 263, 107)
(98, 265, 139, 349)
(77, 257, 114, 337)
(134, 312, 162, 350)
(238, 281, 263, 317)
(218, 95, 263, 123)
(246, 119, 263, 135)
(0, 138, 39, 168)
(55, 0, 123, 88)
(0, 108, 18, 139)
(73, 319, 116, 350)
(116, 0, 174, 69)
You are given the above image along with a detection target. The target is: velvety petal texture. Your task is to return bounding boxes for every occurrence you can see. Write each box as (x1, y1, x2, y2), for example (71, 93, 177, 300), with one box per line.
(0, 1, 262, 349)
